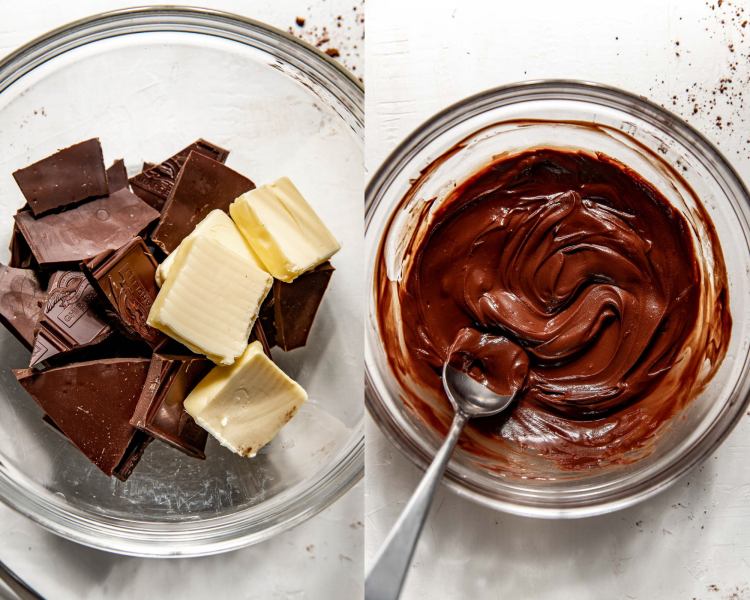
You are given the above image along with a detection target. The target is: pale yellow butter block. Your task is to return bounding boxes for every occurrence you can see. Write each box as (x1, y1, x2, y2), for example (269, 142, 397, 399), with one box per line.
(147, 236, 272, 365)
(184, 341, 308, 457)
(229, 176, 341, 283)
(155, 209, 267, 287)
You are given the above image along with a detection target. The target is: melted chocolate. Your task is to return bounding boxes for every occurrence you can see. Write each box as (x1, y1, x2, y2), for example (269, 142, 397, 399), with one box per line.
(377, 148, 731, 473)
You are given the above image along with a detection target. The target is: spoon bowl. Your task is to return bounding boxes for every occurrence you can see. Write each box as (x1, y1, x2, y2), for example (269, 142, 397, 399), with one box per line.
(442, 363, 516, 417)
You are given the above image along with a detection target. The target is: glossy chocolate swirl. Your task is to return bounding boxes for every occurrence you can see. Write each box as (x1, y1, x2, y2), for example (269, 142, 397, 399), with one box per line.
(378, 148, 731, 472)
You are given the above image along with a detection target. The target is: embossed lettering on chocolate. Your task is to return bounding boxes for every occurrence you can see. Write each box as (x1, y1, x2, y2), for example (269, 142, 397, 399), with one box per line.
(376, 148, 731, 472)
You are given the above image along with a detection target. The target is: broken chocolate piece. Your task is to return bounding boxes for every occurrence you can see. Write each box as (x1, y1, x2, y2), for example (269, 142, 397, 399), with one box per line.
(142, 162, 156, 172)
(9, 224, 33, 269)
(106, 159, 129, 192)
(81, 237, 166, 348)
(42, 411, 150, 481)
(150, 151, 255, 254)
(30, 270, 112, 367)
(129, 139, 230, 211)
(249, 319, 273, 359)
(0, 264, 45, 350)
(14, 188, 160, 270)
(273, 262, 334, 351)
(13, 358, 153, 479)
(12, 139, 109, 216)
(130, 353, 213, 459)
(9, 205, 36, 270)
(258, 292, 277, 348)
(112, 431, 153, 481)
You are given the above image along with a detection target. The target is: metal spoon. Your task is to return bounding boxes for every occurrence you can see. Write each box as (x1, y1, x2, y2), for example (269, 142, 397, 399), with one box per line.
(0, 560, 45, 600)
(365, 363, 517, 600)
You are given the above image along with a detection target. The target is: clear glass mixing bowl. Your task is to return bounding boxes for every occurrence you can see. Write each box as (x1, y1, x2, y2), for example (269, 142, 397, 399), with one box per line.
(365, 80, 750, 518)
(0, 7, 363, 556)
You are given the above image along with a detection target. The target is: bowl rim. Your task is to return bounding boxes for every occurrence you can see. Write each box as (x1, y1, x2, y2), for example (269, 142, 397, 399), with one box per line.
(365, 78, 750, 518)
(0, 5, 364, 95)
(0, 5, 364, 557)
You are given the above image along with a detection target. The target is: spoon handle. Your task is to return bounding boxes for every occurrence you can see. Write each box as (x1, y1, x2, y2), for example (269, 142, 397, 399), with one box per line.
(0, 561, 45, 600)
(365, 410, 470, 600)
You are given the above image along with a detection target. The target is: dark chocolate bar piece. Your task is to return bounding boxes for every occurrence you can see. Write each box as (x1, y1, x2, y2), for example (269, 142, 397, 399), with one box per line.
(150, 151, 254, 254)
(9, 223, 33, 269)
(106, 159, 129, 192)
(30, 270, 112, 367)
(130, 353, 213, 459)
(258, 293, 277, 348)
(129, 139, 230, 211)
(41, 411, 151, 481)
(0, 264, 45, 350)
(12, 139, 109, 216)
(249, 319, 273, 359)
(13, 358, 153, 480)
(9, 206, 35, 270)
(273, 262, 334, 351)
(81, 237, 166, 348)
(14, 188, 160, 270)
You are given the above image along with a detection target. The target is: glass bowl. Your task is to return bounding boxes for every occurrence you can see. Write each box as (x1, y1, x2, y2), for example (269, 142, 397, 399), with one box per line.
(365, 80, 750, 518)
(0, 7, 363, 556)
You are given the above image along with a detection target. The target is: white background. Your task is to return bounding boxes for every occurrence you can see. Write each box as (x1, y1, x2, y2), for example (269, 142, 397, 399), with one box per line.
(0, 2, 363, 600)
(366, 1, 750, 599)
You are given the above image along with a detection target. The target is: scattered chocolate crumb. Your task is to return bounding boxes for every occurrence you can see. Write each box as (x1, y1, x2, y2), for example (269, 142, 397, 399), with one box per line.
(287, 2, 363, 77)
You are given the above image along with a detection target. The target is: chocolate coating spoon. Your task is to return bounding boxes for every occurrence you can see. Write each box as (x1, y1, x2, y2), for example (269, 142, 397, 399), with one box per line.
(365, 363, 517, 600)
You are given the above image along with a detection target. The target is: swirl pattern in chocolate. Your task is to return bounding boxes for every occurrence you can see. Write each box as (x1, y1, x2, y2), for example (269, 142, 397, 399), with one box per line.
(377, 148, 731, 472)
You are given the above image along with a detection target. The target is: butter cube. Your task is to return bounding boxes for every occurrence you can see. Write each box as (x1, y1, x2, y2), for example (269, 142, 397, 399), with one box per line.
(155, 209, 267, 287)
(229, 177, 341, 283)
(147, 236, 272, 365)
(184, 341, 307, 456)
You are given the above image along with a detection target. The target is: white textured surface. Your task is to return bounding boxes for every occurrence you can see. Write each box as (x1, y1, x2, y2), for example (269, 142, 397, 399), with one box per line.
(0, 2, 363, 600)
(366, 1, 750, 599)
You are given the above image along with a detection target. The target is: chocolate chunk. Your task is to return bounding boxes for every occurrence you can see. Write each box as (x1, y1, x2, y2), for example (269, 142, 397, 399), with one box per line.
(274, 262, 334, 351)
(38, 412, 148, 481)
(258, 293, 277, 348)
(129, 139, 230, 211)
(10, 205, 36, 270)
(249, 319, 273, 359)
(0, 264, 45, 350)
(9, 223, 34, 269)
(106, 159, 129, 192)
(142, 162, 156, 172)
(13, 358, 153, 480)
(30, 270, 112, 367)
(130, 353, 213, 459)
(150, 152, 255, 254)
(81, 237, 166, 348)
(112, 430, 153, 481)
(14, 187, 160, 270)
(12, 139, 109, 216)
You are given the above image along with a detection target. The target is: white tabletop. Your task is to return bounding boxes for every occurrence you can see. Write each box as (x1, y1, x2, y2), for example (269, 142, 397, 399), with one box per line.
(0, 2, 363, 599)
(365, 1, 750, 599)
